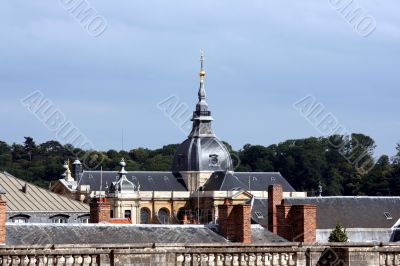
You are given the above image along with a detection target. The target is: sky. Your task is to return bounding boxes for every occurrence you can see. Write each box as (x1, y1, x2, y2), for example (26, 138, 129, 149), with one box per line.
(0, 1, 399, 158)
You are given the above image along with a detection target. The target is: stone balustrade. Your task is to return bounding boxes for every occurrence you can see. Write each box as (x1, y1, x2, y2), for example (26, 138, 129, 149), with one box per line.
(1, 243, 400, 265)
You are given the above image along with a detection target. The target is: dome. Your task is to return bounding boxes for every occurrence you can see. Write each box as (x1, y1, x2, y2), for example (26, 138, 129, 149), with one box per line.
(172, 51, 233, 173)
(172, 137, 233, 172)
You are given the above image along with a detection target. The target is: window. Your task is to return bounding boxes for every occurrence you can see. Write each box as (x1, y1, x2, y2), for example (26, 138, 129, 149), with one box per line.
(50, 214, 69, 224)
(13, 217, 28, 223)
(10, 214, 30, 223)
(140, 208, 150, 224)
(79, 216, 90, 224)
(125, 210, 132, 219)
(384, 212, 393, 220)
(177, 208, 186, 222)
(209, 154, 219, 167)
(158, 208, 170, 224)
(52, 217, 68, 224)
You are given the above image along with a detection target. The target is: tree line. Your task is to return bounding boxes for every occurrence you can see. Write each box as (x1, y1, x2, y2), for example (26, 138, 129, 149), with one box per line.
(0, 134, 399, 196)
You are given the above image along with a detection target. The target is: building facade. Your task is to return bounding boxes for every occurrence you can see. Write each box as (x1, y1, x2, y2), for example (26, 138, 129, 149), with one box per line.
(51, 53, 305, 225)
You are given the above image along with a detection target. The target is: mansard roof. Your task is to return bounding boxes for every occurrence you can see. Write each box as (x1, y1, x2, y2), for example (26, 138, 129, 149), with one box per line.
(203, 171, 295, 192)
(248, 196, 400, 231)
(78, 171, 187, 192)
(285, 197, 400, 229)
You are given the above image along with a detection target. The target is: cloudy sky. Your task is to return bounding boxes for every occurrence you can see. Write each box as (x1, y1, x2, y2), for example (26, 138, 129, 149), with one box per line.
(0, 1, 399, 157)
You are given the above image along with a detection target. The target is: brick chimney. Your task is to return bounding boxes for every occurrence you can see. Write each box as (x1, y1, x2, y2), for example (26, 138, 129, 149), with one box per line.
(291, 205, 317, 242)
(268, 184, 283, 233)
(276, 203, 317, 242)
(0, 191, 6, 245)
(90, 197, 111, 223)
(218, 199, 252, 243)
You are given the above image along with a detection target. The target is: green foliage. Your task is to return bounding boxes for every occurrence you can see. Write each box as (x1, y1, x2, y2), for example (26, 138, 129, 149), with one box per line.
(0, 134, 399, 195)
(328, 223, 349, 242)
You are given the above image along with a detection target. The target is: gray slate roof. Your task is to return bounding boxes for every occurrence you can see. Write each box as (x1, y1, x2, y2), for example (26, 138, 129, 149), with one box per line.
(0, 172, 88, 213)
(5, 224, 284, 245)
(203, 171, 295, 192)
(248, 197, 400, 230)
(285, 197, 400, 229)
(251, 225, 287, 243)
(250, 198, 269, 227)
(78, 171, 187, 192)
(172, 137, 234, 172)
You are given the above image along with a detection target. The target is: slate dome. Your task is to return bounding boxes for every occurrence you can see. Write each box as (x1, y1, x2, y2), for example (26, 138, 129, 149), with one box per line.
(172, 51, 233, 173)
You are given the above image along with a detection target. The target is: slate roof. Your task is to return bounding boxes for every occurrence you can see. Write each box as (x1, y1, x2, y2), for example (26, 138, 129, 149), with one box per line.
(250, 198, 269, 227)
(5, 224, 284, 245)
(251, 225, 288, 243)
(203, 171, 295, 192)
(172, 137, 233, 172)
(77, 171, 187, 192)
(285, 197, 400, 229)
(0, 172, 89, 213)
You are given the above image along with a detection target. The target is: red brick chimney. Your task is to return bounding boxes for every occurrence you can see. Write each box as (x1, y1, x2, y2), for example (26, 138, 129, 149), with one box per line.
(218, 199, 252, 243)
(268, 184, 283, 233)
(90, 197, 111, 223)
(291, 205, 317, 242)
(276, 203, 317, 242)
(0, 192, 6, 245)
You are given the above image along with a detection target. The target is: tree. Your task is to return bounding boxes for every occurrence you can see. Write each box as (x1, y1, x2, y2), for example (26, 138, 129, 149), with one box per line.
(23, 137, 37, 161)
(328, 223, 348, 242)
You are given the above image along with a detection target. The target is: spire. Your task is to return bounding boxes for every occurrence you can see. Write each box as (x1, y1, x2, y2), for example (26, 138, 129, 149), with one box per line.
(196, 49, 209, 113)
(189, 50, 215, 138)
(198, 49, 206, 101)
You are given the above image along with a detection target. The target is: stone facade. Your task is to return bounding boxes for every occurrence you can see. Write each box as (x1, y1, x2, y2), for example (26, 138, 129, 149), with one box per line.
(1, 243, 400, 265)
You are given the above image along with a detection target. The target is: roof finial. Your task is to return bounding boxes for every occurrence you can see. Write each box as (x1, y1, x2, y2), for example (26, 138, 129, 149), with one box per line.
(199, 49, 205, 80)
(198, 49, 206, 101)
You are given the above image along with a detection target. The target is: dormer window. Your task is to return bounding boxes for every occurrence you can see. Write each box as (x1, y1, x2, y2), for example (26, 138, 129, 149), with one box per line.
(384, 212, 393, 220)
(10, 214, 30, 223)
(50, 214, 69, 224)
(78, 215, 90, 224)
(209, 154, 219, 167)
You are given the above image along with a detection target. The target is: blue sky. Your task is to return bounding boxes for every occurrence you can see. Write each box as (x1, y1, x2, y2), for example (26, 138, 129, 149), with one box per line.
(0, 1, 399, 157)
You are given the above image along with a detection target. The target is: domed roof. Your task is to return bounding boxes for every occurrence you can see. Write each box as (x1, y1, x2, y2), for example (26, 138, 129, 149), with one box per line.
(172, 51, 233, 173)
(172, 137, 233, 172)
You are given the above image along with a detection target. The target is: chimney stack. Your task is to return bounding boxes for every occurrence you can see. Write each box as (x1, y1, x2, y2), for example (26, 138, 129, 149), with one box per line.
(268, 185, 317, 242)
(90, 197, 111, 223)
(268, 184, 283, 233)
(218, 199, 252, 243)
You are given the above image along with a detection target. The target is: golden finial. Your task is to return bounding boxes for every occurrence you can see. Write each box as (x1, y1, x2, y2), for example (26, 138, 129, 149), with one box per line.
(199, 49, 205, 80)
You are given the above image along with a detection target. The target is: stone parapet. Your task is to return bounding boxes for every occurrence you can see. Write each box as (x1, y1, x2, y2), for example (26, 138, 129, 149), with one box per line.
(1, 243, 400, 265)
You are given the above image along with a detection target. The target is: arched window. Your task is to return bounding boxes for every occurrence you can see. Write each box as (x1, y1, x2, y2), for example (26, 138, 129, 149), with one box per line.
(158, 208, 170, 224)
(140, 208, 150, 224)
(177, 208, 186, 223)
(124, 210, 132, 219)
